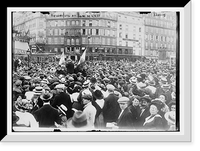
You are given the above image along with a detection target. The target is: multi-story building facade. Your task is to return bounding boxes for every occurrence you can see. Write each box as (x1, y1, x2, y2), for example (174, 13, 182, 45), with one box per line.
(116, 12, 144, 60)
(143, 12, 177, 61)
(13, 12, 48, 52)
(46, 11, 118, 60)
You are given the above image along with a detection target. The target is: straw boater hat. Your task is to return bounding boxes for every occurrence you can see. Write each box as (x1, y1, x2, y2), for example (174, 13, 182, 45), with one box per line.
(106, 84, 115, 92)
(67, 110, 90, 128)
(23, 76, 31, 81)
(55, 84, 65, 90)
(82, 80, 90, 88)
(33, 86, 44, 96)
(57, 104, 68, 115)
(161, 83, 171, 89)
(129, 76, 137, 84)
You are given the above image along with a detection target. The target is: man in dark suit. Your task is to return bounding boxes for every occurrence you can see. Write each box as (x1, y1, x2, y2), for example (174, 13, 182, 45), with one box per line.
(33, 93, 62, 128)
(137, 95, 151, 129)
(116, 97, 135, 129)
(51, 84, 74, 119)
(102, 84, 121, 126)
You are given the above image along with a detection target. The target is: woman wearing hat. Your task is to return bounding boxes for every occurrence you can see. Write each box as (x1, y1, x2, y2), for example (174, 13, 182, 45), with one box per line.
(164, 101, 176, 131)
(143, 100, 165, 131)
(13, 97, 38, 128)
(128, 96, 141, 128)
(92, 89, 105, 129)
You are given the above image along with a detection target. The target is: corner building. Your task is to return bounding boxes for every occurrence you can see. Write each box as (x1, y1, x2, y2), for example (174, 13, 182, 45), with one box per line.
(143, 12, 177, 61)
(46, 11, 118, 61)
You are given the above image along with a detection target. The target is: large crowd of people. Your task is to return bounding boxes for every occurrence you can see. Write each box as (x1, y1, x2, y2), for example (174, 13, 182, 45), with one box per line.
(12, 57, 177, 131)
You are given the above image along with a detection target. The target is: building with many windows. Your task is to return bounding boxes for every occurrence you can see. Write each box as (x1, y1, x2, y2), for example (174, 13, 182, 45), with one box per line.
(46, 11, 118, 60)
(13, 12, 48, 52)
(12, 11, 177, 62)
(116, 12, 144, 60)
(142, 12, 177, 61)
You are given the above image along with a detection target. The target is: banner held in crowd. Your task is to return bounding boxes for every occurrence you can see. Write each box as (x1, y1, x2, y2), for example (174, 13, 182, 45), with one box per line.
(59, 51, 65, 65)
(78, 48, 87, 65)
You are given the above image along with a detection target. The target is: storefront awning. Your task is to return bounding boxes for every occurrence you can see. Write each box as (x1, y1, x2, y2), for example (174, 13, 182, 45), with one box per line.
(14, 41, 30, 54)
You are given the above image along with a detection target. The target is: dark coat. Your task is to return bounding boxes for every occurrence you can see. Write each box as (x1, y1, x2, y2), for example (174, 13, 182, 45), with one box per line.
(102, 93, 121, 123)
(117, 107, 134, 129)
(33, 104, 61, 127)
(51, 92, 73, 119)
(143, 114, 164, 130)
(128, 105, 141, 127)
(137, 107, 151, 128)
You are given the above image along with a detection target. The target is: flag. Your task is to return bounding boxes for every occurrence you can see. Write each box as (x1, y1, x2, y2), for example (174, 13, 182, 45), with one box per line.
(78, 48, 87, 65)
(59, 51, 65, 65)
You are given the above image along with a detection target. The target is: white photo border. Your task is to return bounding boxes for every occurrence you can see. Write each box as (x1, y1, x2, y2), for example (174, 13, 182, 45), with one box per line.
(3, 3, 191, 142)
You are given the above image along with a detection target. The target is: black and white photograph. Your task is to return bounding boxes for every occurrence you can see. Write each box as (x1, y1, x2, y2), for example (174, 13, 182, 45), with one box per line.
(3, 4, 191, 142)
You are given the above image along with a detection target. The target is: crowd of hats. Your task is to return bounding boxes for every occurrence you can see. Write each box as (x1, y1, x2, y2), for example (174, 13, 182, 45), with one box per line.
(13, 59, 176, 128)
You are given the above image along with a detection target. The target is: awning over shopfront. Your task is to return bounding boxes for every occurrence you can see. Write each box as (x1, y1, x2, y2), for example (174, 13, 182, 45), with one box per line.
(14, 41, 30, 54)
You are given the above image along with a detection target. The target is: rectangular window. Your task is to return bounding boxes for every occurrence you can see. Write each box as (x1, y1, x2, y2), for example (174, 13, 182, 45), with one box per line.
(92, 20, 97, 26)
(107, 30, 110, 36)
(54, 48, 58, 52)
(82, 29, 86, 35)
(48, 38, 52, 44)
(119, 41, 122, 46)
(107, 38, 110, 45)
(119, 32, 122, 38)
(67, 39, 70, 45)
(119, 24, 122, 30)
(90, 29, 92, 35)
(107, 21, 110, 27)
(96, 29, 99, 35)
(71, 39, 75, 45)
(102, 37, 105, 45)
(89, 20, 92, 26)
(51, 21, 55, 27)
(86, 20, 89, 26)
(76, 39, 79, 45)
(60, 37, 64, 44)
(54, 29, 58, 36)
(58, 29, 61, 35)
(82, 37, 86, 44)
(76, 20, 79, 26)
(125, 33, 128, 39)
(82, 20, 86, 26)
(71, 21, 75, 26)
(126, 25, 128, 31)
(54, 37, 58, 44)
(57, 20, 61, 26)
